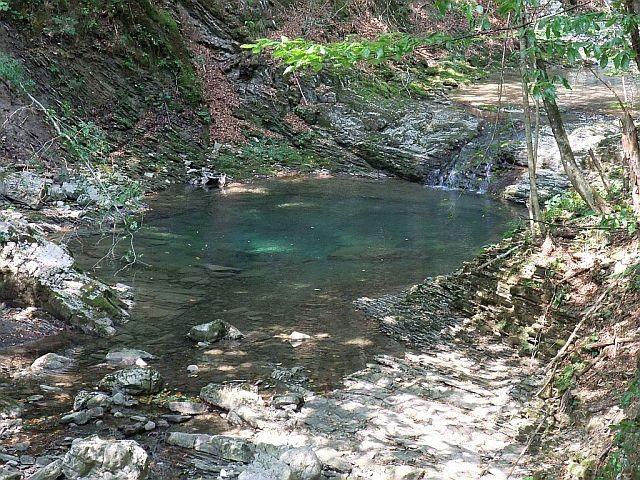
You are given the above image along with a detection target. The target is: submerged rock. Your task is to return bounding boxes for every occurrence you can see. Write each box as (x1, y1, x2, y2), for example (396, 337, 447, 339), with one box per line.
(98, 368, 163, 395)
(200, 383, 263, 411)
(188, 320, 243, 342)
(105, 349, 156, 366)
(61, 436, 149, 479)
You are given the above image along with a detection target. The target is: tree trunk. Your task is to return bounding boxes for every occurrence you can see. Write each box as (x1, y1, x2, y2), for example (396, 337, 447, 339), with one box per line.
(621, 111, 640, 216)
(519, 22, 542, 238)
(624, 0, 640, 71)
(587, 148, 612, 194)
(536, 61, 608, 214)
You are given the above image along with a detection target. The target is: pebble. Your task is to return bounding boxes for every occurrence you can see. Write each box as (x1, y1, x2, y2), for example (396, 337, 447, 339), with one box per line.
(27, 395, 44, 403)
(19, 455, 35, 465)
(130, 415, 147, 422)
(187, 364, 199, 375)
(144, 421, 156, 431)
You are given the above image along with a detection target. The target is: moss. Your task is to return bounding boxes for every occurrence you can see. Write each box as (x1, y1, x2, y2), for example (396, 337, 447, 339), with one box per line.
(213, 138, 339, 179)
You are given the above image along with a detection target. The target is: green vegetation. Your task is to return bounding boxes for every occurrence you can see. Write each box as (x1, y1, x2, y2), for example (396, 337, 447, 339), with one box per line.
(0, 53, 33, 90)
(214, 137, 337, 179)
(543, 191, 592, 222)
(598, 378, 640, 479)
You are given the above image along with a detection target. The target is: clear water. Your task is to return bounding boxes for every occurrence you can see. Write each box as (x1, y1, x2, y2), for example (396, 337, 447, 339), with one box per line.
(71, 177, 516, 392)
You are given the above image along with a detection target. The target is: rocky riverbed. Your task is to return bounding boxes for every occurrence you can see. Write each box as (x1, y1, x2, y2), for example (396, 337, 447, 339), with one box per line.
(0, 218, 553, 480)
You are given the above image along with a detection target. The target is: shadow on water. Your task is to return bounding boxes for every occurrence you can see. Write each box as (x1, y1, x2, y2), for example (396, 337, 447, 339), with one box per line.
(63, 176, 518, 393)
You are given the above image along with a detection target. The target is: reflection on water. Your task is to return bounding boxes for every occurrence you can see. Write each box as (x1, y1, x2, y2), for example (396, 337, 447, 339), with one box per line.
(71, 177, 516, 392)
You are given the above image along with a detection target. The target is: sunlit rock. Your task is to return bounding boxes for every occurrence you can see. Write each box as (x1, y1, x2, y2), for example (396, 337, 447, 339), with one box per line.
(167, 432, 254, 462)
(0, 212, 127, 336)
(200, 382, 263, 411)
(279, 447, 322, 480)
(61, 436, 149, 480)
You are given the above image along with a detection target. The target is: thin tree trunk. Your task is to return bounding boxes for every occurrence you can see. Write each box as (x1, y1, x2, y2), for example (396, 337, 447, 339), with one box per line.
(621, 111, 640, 216)
(587, 148, 612, 194)
(535, 61, 608, 214)
(519, 21, 542, 238)
(624, 0, 640, 71)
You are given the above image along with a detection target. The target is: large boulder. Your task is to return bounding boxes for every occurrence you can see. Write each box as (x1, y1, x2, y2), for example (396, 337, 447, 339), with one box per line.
(187, 320, 243, 342)
(0, 212, 127, 336)
(98, 368, 163, 396)
(200, 383, 263, 411)
(61, 436, 149, 480)
(0, 170, 49, 209)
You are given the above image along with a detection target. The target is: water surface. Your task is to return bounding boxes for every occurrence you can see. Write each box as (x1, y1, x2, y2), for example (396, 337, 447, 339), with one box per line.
(72, 177, 516, 391)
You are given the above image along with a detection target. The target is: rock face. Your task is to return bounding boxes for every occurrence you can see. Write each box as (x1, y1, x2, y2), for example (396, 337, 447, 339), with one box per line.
(188, 320, 243, 342)
(302, 92, 482, 182)
(61, 436, 149, 479)
(98, 368, 163, 395)
(0, 212, 127, 336)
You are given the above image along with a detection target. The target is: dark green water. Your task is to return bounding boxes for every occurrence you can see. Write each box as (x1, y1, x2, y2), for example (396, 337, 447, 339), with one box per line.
(72, 177, 516, 392)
